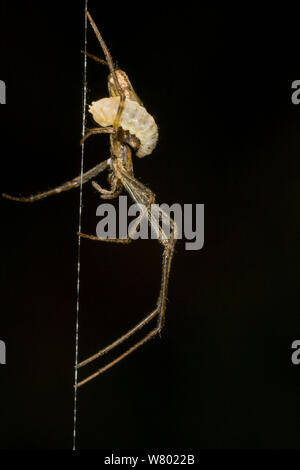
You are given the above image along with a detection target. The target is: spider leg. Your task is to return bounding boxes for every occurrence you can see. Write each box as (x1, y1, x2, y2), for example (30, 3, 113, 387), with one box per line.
(80, 126, 114, 145)
(114, 94, 126, 130)
(86, 11, 123, 99)
(78, 232, 131, 243)
(76, 239, 174, 388)
(85, 11, 126, 129)
(76, 327, 160, 388)
(77, 306, 160, 369)
(80, 50, 108, 67)
(110, 167, 177, 335)
(115, 165, 156, 207)
(76, 168, 177, 386)
(2, 160, 110, 203)
(91, 178, 122, 200)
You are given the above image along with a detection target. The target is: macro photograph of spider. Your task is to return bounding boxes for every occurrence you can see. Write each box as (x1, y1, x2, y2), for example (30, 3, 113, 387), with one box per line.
(3, 10, 177, 391)
(1, 0, 300, 457)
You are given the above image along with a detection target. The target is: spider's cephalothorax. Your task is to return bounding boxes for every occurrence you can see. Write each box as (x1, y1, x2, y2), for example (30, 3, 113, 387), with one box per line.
(3, 10, 177, 388)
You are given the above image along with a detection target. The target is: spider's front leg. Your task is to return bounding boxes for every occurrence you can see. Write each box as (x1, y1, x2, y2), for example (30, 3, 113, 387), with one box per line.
(2, 159, 110, 203)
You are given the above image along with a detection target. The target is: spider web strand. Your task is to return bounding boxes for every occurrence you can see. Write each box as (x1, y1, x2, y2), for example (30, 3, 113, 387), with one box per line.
(73, 0, 88, 451)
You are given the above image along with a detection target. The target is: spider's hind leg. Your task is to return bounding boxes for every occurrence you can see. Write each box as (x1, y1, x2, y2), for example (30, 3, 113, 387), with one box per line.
(76, 173, 177, 387)
(75, 235, 175, 388)
(78, 232, 131, 244)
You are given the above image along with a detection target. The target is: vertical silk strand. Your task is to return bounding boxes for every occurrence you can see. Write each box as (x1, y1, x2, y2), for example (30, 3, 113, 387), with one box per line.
(73, 0, 88, 451)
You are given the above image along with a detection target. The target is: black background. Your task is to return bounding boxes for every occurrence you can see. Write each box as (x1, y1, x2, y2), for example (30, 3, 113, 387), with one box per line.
(0, 1, 299, 452)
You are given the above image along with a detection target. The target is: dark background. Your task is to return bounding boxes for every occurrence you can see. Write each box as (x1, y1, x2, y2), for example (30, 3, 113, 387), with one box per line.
(0, 1, 299, 451)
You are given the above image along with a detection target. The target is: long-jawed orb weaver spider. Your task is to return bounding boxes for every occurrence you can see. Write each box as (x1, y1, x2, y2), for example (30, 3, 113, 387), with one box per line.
(3, 11, 177, 388)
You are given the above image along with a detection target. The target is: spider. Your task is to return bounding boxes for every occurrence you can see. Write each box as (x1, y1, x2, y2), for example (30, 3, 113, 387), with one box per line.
(3, 11, 177, 388)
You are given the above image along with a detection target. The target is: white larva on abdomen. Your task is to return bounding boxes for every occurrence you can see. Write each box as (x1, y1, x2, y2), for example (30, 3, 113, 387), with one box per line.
(89, 97, 158, 158)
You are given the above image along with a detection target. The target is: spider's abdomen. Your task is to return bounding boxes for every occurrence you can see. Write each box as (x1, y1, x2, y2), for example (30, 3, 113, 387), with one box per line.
(89, 97, 158, 158)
